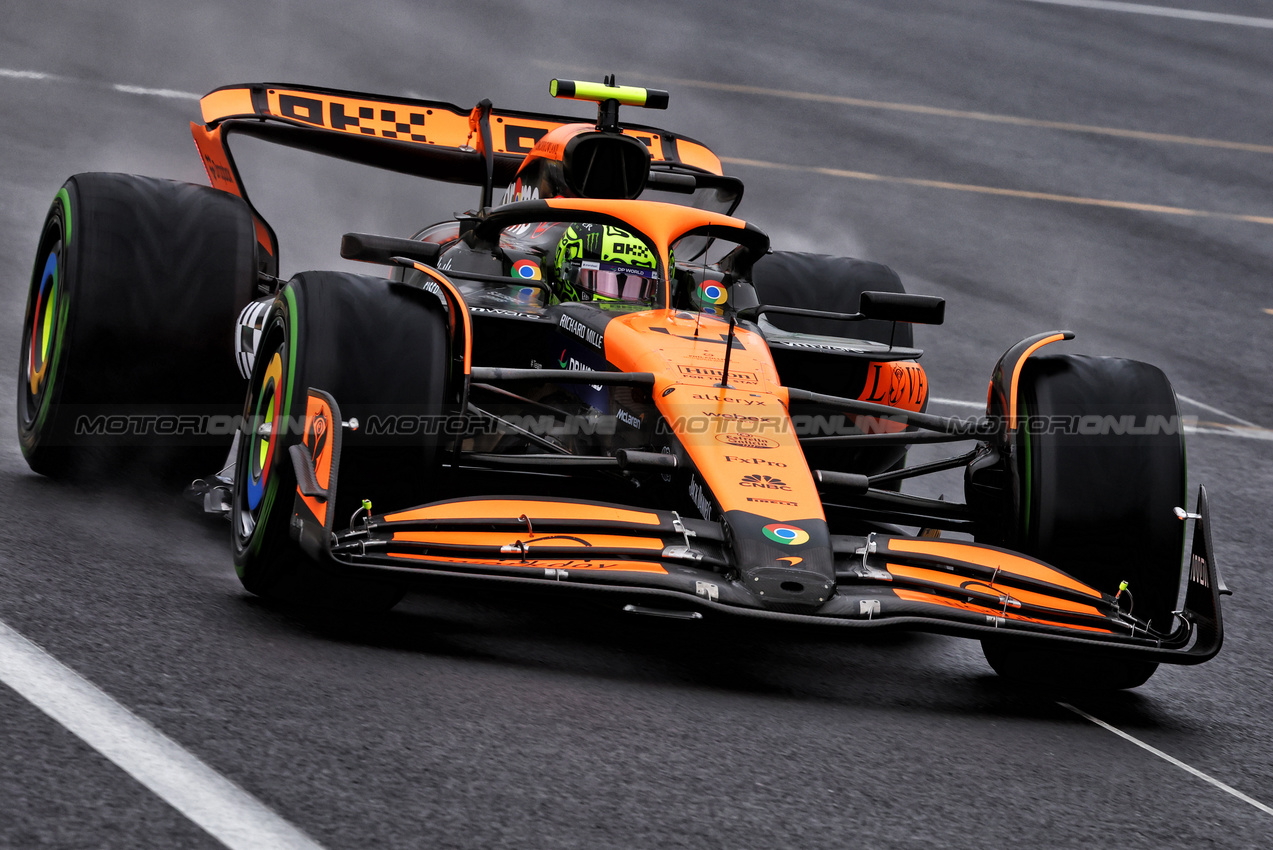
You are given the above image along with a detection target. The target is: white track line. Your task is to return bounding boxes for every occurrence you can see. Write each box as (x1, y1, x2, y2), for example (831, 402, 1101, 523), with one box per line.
(927, 396, 1271, 440)
(0, 68, 59, 80)
(1177, 394, 1259, 428)
(1017, 0, 1273, 29)
(930, 396, 986, 409)
(112, 83, 200, 100)
(1190, 425, 1273, 441)
(1059, 702, 1273, 817)
(0, 67, 198, 100)
(0, 618, 325, 850)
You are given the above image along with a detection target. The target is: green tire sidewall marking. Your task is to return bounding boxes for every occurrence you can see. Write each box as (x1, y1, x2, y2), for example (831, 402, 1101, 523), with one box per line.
(283, 285, 298, 428)
(245, 286, 300, 561)
(56, 187, 71, 245)
(26, 188, 75, 444)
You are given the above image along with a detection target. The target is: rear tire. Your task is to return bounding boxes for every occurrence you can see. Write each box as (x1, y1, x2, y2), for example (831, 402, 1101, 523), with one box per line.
(752, 252, 912, 476)
(231, 271, 449, 612)
(982, 354, 1187, 690)
(17, 173, 257, 479)
(750, 252, 910, 346)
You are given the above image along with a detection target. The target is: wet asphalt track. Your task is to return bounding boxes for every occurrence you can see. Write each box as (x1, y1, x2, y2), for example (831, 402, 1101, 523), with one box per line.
(2, 1, 1272, 847)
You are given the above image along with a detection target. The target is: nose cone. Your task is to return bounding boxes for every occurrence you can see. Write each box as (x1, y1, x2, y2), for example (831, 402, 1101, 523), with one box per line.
(745, 564, 836, 611)
(728, 513, 836, 613)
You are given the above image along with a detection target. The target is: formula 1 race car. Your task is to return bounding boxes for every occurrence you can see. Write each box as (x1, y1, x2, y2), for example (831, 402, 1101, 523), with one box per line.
(18, 76, 1228, 690)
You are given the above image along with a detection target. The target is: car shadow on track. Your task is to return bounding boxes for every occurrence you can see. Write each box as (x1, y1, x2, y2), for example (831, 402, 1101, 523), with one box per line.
(2, 468, 1202, 743)
(239, 586, 1171, 725)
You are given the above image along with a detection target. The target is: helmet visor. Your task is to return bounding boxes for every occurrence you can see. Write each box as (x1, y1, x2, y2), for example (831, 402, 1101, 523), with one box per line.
(572, 260, 658, 302)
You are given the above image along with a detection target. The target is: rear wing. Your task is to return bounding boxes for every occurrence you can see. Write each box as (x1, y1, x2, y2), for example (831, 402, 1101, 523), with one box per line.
(190, 82, 730, 272)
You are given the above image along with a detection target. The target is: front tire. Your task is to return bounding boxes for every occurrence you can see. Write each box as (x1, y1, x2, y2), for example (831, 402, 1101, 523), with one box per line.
(982, 641, 1158, 692)
(231, 271, 449, 611)
(982, 354, 1187, 690)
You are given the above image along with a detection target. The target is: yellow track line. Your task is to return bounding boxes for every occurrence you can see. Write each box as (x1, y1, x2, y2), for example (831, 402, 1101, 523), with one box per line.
(723, 156, 1273, 226)
(539, 63, 1273, 156)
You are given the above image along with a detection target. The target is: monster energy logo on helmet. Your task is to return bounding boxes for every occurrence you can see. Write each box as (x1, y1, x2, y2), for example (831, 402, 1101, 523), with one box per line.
(552, 223, 658, 303)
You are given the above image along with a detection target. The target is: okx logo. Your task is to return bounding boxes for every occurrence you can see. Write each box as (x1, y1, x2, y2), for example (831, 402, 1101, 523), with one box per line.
(739, 474, 791, 491)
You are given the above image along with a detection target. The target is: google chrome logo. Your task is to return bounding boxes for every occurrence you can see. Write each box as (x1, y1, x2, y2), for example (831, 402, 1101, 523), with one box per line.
(762, 523, 810, 546)
(511, 259, 542, 280)
(698, 281, 728, 305)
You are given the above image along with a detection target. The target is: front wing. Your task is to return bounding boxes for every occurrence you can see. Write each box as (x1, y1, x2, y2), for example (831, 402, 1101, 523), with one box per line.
(286, 389, 1222, 663)
(303, 488, 1224, 665)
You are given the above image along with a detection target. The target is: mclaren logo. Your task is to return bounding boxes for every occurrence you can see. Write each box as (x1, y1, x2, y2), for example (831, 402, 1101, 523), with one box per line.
(616, 408, 642, 429)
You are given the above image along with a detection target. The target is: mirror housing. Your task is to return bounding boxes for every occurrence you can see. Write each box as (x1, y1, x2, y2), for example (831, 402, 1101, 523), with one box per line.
(341, 232, 442, 267)
(859, 291, 945, 325)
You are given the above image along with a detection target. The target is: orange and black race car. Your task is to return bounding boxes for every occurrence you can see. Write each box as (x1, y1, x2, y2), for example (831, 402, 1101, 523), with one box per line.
(18, 77, 1227, 690)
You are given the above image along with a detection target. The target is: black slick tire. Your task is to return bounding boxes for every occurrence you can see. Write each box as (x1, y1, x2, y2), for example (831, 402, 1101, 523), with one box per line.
(17, 173, 257, 479)
(750, 252, 911, 346)
(230, 271, 448, 612)
(982, 354, 1187, 691)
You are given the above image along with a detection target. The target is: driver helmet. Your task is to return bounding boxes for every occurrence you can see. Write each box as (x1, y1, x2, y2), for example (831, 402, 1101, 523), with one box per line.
(550, 223, 659, 303)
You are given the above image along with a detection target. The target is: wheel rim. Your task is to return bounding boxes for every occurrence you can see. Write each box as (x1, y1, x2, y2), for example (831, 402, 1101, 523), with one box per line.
(20, 220, 65, 431)
(238, 339, 286, 541)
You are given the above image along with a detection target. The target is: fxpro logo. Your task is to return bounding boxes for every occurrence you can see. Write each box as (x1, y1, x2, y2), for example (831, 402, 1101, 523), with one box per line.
(725, 455, 787, 468)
